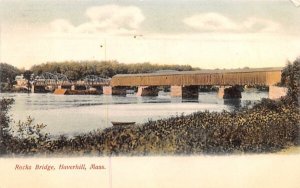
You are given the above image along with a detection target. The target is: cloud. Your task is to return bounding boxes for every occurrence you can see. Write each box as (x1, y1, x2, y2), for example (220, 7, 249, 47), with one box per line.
(183, 13, 239, 32)
(50, 5, 145, 35)
(243, 17, 281, 32)
(51, 19, 75, 33)
(183, 13, 281, 33)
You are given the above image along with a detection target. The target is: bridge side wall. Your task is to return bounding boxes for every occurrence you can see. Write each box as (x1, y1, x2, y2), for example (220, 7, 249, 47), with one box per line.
(110, 70, 282, 87)
(266, 71, 282, 86)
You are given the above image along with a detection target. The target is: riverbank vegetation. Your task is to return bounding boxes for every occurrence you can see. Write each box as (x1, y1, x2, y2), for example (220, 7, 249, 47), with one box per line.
(0, 96, 299, 156)
(0, 59, 299, 156)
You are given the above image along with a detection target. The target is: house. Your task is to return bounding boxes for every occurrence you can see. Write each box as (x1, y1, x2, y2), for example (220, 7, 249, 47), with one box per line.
(15, 74, 28, 86)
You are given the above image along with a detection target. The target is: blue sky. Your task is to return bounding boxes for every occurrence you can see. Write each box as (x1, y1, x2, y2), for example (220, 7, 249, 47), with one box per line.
(0, 0, 299, 69)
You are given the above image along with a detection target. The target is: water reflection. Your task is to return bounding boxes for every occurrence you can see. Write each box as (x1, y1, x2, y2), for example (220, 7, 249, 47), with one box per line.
(224, 99, 241, 110)
(0, 91, 268, 136)
(182, 98, 200, 103)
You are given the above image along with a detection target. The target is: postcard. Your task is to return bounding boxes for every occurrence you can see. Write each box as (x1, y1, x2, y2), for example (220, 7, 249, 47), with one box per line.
(0, 0, 299, 187)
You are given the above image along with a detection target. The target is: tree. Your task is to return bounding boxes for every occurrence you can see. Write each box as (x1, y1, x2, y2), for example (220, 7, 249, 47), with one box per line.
(0, 98, 14, 154)
(23, 70, 33, 93)
(281, 58, 300, 105)
(0, 63, 21, 91)
(64, 70, 79, 81)
(0, 63, 20, 82)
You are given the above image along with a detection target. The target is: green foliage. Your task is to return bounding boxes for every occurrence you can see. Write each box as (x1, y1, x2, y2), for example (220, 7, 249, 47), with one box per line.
(15, 117, 48, 141)
(0, 63, 21, 92)
(0, 98, 14, 133)
(0, 98, 14, 154)
(1, 97, 299, 156)
(8, 117, 49, 154)
(30, 61, 197, 80)
(40, 100, 299, 156)
(0, 83, 12, 92)
(22, 70, 33, 93)
(280, 58, 300, 104)
(0, 63, 20, 83)
(0, 99, 50, 155)
(23, 70, 33, 81)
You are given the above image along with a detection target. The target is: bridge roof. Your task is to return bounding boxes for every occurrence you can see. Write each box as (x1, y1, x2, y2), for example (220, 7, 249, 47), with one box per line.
(113, 67, 283, 77)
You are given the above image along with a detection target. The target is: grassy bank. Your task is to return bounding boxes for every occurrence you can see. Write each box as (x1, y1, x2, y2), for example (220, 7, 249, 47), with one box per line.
(1, 97, 299, 156)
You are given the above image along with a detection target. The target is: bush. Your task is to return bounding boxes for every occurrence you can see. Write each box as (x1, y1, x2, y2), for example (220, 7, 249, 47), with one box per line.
(0, 99, 50, 155)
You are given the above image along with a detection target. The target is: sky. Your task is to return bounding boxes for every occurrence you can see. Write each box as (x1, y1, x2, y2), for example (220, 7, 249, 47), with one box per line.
(0, 0, 299, 69)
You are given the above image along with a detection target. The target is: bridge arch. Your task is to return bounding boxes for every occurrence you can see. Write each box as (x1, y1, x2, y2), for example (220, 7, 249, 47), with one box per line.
(35, 72, 70, 84)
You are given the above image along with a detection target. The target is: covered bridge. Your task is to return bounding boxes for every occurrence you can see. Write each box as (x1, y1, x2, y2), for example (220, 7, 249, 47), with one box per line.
(104, 67, 284, 99)
(110, 67, 282, 87)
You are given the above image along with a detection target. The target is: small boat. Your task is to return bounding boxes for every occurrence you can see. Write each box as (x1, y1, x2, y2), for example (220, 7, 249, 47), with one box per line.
(111, 121, 136, 126)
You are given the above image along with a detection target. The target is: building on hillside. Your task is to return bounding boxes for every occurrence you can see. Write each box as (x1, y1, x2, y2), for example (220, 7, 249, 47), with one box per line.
(15, 74, 28, 87)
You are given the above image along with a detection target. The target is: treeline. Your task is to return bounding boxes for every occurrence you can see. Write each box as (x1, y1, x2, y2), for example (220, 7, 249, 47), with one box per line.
(0, 63, 21, 92)
(30, 61, 198, 80)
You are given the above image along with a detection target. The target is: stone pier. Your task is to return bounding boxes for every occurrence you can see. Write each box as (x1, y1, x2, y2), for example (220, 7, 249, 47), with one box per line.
(136, 86, 159, 96)
(171, 85, 199, 99)
(218, 86, 242, 99)
(170, 86, 182, 97)
(31, 85, 35, 93)
(269, 86, 288, 100)
(103, 86, 127, 95)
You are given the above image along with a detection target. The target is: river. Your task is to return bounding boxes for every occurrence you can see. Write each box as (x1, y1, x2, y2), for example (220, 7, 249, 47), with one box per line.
(1, 90, 268, 136)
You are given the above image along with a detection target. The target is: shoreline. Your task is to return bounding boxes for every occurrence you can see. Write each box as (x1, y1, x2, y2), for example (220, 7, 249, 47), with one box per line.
(1, 97, 299, 156)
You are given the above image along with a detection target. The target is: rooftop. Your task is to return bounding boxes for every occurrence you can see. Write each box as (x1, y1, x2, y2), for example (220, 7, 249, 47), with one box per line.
(113, 67, 283, 78)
